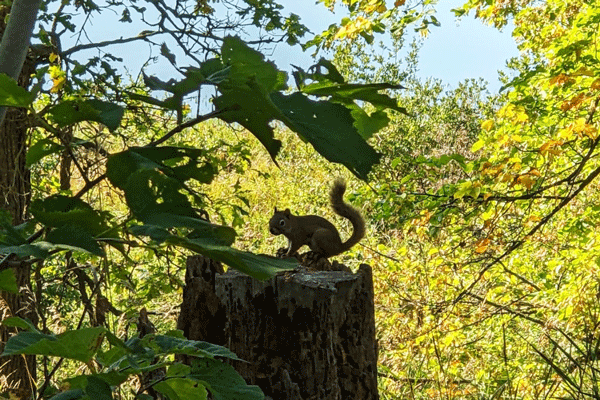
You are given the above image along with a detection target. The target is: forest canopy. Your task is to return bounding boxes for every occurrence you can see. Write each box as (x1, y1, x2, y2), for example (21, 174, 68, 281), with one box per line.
(1, 0, 600, 399)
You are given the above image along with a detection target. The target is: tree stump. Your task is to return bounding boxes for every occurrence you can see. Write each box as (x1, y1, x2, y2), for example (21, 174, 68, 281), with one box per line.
(177, 255, 379, 400)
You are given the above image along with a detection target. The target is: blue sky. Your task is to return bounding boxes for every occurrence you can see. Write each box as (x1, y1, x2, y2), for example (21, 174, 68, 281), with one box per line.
(274, 0, 519, 93)
(64, 0, 519, 95)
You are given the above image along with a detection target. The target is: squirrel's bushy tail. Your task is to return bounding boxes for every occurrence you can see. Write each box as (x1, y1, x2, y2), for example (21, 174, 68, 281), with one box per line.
(329, 178, 365, 252)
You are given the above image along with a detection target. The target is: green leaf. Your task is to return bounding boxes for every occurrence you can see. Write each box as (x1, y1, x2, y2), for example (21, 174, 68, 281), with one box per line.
(0, 221, 27, 246)
(168, 237, 298, 280)
(190, 358, 264, 400)
(0, 73, 35, 107)
(349, 106, 390, 140)
(1, 327, 106, 363)
(126, 92, 179, 110)
(84, 376, 113, 400)
(143, 213, 235, 246)
(214, 77, 284, 162)
(106, 147, 217, 188)
(213, 36, 288, 162)
(0, 268, 18, 293)
(293, 59, 407, 115)
(30, 195, 110, 236)
(152, 335, 242, 360)
(0, 243, 51, 259)
(1, 317, 38, 332)
(26, 138, 63, 168)
(131, 228, 296, 280)
(46, 225, 105, 256)
(153, 378, 208, 400)
(48, 389, 84, 400)
(48, 100, 125, 131)
(271, 92, 381, 180)
(221, 36, 286, 92)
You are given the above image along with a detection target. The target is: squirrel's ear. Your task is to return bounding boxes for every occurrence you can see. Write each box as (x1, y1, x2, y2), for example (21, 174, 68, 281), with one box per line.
(274, 207, 278, 213)
(283, 208, 291, 216)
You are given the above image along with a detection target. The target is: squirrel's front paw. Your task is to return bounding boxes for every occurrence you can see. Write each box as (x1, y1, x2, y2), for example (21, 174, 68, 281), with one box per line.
(276, 247, 289, 258)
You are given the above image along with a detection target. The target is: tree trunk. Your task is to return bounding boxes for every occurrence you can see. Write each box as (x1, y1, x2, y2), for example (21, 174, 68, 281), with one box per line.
(0, 3, 36, 396)
(178, 255, 379, 400)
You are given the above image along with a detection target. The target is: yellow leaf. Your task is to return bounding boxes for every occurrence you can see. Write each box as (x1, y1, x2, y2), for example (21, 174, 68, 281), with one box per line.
(517, 174, 535, 189)
(481, 119, 494, 131)
(51, 76, 66, 93)
(49, 53, 58, 63)
(573, 67, 594, 77)
(471, 139, 485, 152)
(549, 74, 573, 86)
(475, 238, 491, 254)
(539, 140, 562, 156)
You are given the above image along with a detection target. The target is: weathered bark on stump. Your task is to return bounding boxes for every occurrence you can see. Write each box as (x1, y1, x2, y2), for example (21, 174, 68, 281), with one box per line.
(178, 255, 379, 400)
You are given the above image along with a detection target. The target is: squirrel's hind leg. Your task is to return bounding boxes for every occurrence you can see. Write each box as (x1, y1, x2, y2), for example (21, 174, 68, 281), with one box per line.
(309, 228, 343, 258)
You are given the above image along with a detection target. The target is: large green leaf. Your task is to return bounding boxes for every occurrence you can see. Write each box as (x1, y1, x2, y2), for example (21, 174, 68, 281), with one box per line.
(131, 225, 296, 280)
(154, 378, 208, 400)
(46, 225, 105, 256)
(297, 81, 407, 115)
(214, 79, 284, 162)
(220, 36, 286, 92)
(0, 73, 35, 107)
(121, 169, 196, 218)
(30, 195, 111, 236)
(1, 326, 106, 363)
(190, 358, 264, 400)
(142, 213, 235, 246)
(2, 316, 39, 332)
(213, 38, 383, 178)
(272, 92, 381, 180)
(213, 36, 288, 161)
(106, 147, 217, 189)
(152, 334, 242, 360)
(0, 243, 51, 259)
(107, 148, 234, 246)
(26, 138, 63, 168)
(48, 99, 125, 131)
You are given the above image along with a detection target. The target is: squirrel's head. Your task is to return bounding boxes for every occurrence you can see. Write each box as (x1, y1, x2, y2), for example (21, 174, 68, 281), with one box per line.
(269, 207, 292, 235)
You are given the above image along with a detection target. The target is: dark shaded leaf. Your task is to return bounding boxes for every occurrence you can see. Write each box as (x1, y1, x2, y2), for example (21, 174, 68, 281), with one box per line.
(26, 138, 63, 168)
(153, 378, 208, 400)
(0, 269, 18, 293)
(1, 327, 106, 363)
(30, 195, 110, 236)
(84, 376, 113, 400)
(152, 334, 242, 360)
(1, 317, 39, 332)
(48, 99, 124, 131)
(0, 73, 35, 107)
(190, 358, 264, 400)
(46, 225, 104, 256)
(272, 92, 381, 180)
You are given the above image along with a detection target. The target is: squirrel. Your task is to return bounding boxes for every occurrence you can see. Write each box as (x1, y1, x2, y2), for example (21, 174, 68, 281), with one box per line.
(269, 178, 365, 258)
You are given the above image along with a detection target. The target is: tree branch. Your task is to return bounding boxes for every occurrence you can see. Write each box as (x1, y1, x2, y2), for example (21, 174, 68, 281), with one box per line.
(0, 0, 43, 125)
(145, 108, 228, 147)
(61, 31, 164, 57)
